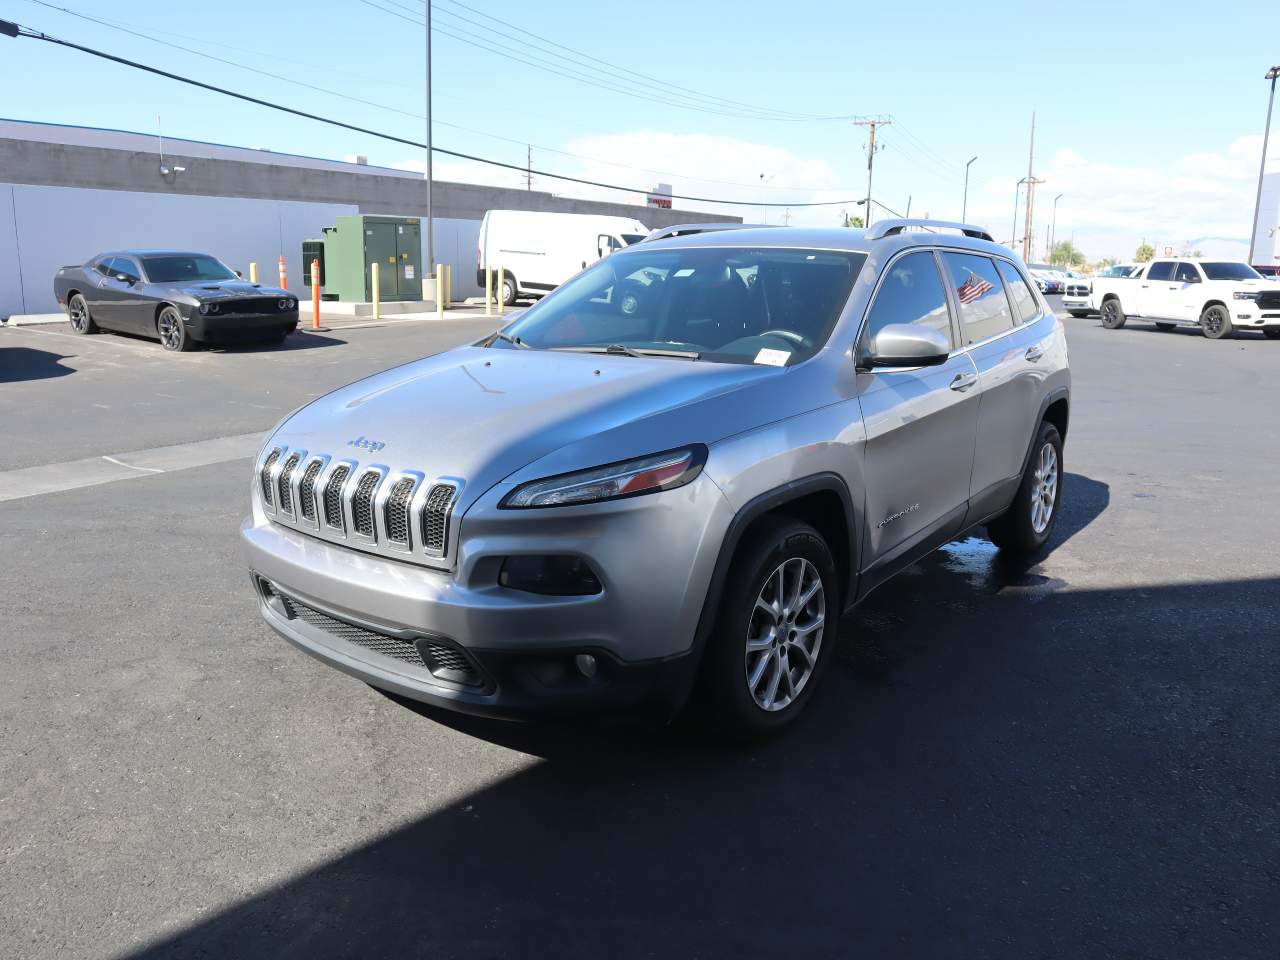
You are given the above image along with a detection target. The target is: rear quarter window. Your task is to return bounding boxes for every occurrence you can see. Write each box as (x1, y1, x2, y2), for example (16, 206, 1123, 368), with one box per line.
(995, 260, 1040, 324)
(940, 252, 1015, 344)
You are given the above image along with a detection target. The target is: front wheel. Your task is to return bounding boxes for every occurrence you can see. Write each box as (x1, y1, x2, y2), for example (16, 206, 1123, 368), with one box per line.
(1099, 299, 1126, 329)
(1200, 304, 1232, 340)
(67, 294, 98, 334)
(157, 306, 197, 352)
(987, 421, 1063, 557)
(704, 517, 838, 739)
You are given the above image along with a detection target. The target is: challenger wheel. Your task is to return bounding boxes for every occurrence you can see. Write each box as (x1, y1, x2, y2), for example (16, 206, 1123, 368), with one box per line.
(987, 421, 1063, 557)
(157, 306, 196, 352)
(1100, 299, 1126, 329)
(1200, 304, 1232, 340)
(705, 517, 837, 739)
(67, 294, 98, 334)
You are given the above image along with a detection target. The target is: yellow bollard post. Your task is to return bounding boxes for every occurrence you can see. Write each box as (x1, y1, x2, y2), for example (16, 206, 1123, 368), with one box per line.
(496, 265, 505, 316)
(248, 261, 258, 284)
(484, 263, 493, 317)
(443, 263, 452, 311)
(371, 262, 381, 320)
(436, 264, 444, 321)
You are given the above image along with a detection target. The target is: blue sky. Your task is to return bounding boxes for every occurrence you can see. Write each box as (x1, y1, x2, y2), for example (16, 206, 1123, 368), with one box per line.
(2, 0, 1277, 261)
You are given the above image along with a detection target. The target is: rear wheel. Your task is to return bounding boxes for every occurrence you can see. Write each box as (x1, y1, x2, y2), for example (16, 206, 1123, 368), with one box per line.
(67, 294, 98, 334)
(704, 517, 837, 739)
(1100, 298, 1126, 329)
(987, 421, 1063, 557)
(1156, 322, 1176, 331)
(501, 274, 518, 307)
(1200, 304, 1232, 340)
(157, 306, 197, 352)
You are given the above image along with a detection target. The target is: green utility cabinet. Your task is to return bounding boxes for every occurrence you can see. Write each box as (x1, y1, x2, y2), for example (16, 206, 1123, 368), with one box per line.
(321, 215, 423, 302)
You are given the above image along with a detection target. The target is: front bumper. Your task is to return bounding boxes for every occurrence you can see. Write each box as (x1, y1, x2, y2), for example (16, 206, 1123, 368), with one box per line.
(187, 309, 298, 341)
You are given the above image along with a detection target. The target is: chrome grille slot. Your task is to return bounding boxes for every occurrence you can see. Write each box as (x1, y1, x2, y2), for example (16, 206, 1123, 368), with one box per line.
(277, 452, 302, 516)
(351, 470, 382, 540)
(298, 459, 324, 522)
(260, 448, 281, 507)
(421, 483, 456, 556)
(324, 464, 351, 531)
(384, 477, 416, 547)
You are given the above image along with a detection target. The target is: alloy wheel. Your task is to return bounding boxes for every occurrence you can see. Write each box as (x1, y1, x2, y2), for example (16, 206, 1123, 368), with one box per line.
(1030, 441, 1058, 534)
(68, 296, 88, 332)
(158, 308, 182, 350)
(745, 557, 825, 712)
(1203, 308, 1225, 337)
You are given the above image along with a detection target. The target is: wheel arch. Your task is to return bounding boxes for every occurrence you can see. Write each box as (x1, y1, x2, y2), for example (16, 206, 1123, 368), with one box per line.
(1200, 298, 1228, 315)
(1017, 387, 1070, 480)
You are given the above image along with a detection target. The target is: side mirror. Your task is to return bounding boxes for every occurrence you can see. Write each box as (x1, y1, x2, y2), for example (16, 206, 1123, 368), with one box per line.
(859, 324, 951, 370)
(235, 270, 244, 279)
(115, 273, 135, 284)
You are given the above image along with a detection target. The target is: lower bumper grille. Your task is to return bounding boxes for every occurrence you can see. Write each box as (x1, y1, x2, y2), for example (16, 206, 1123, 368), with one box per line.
(263, 582, 486, 688)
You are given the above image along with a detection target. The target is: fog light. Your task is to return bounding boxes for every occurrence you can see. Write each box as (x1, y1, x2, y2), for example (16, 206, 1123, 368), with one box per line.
(498, 556, 602, 596)
(574, 653, 598, 679)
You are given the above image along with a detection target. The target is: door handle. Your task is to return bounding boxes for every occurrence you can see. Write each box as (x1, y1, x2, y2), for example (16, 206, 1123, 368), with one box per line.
(1024, 345, 1044, 362)
(949, 372, 978, 392)
(1140, 284, 1150, 288)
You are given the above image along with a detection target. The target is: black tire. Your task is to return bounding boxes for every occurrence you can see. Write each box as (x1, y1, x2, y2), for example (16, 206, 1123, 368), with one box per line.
(704, 516, 838, 739)
(1262, 328, 1280, 340)
(501, 273, 518, 307)
(1067, 310, 1091, 318)
(1200, 304, 1232, 340)
(67, 293, 98, 334)
(157, 305, 197, 352)
(1099, 298, 1126, 329)
(987, 421, 1064, 557)
(1156, 322, 1176, 331)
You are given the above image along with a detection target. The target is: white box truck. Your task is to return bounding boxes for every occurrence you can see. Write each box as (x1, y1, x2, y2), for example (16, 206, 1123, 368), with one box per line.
(477, 210, 649, 305)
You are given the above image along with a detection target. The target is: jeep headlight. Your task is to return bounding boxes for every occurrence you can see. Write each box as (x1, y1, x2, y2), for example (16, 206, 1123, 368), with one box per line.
(1233, 291, 1260, 301)
(500, 445, 707, 509)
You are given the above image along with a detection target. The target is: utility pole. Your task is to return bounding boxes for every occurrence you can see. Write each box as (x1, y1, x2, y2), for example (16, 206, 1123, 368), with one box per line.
(905, 195, 912, 219)
(1011, 179, 1023, 248)
(1248, 66, 1279, 266)
(962, 156, 977, 223)
(1022, 112, 1043, 263)
(424, 0, 434, 281)
(854, 117, 891, 227)
(524, 144, 533, 190)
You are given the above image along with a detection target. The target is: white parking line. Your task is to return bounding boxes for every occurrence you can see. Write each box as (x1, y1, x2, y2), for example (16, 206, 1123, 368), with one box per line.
(0, 432, 263, 502)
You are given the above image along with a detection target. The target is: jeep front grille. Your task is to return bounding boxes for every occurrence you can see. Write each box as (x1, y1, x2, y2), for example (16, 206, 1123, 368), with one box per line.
(263, 581, 486, 688)
(298, 460, 324, 521)
(324, 465, 350, 530)
(260, 448, 281, 506)
(422, 484, 456, 555)
(277, 452, 301, 515)
(384, 477, 416, 547)
(351, 470, 381, 539)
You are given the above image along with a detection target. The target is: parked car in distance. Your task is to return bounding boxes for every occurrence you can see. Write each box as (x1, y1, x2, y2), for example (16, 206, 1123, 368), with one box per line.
(1097, 259, 1280, 339)
(1029, 268, 1063, 295)
(1254, 264, 1280, 278)
(55, 251, 298, 352)
(1061, 263, 1141, 317)
(477, 210, 649, 307)
(243, 219, 1071, 738)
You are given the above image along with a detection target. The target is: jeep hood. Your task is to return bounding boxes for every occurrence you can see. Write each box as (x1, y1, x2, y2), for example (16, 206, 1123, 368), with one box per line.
(270, 346, 782, 500)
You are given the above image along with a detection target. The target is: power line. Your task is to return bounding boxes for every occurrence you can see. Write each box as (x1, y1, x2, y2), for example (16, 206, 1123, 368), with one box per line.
(3, 21, 863, 208)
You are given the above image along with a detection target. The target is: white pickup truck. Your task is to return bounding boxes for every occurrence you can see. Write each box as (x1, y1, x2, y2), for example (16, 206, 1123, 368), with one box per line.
(1061, 263, 1140, 317)
(1093, 258, 1280, 339)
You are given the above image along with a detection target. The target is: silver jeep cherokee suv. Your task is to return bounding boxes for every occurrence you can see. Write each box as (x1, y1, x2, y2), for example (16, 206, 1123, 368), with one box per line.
(242, 220, 1069, 737)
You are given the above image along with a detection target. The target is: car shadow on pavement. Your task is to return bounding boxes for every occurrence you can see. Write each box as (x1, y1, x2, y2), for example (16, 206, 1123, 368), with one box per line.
(117, 475, 1280, 958)
(208, 331, 347, 353)
(0, 346, 76, 383)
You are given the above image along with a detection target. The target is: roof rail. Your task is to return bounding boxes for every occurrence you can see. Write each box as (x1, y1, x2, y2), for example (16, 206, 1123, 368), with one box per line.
(864, 219, 995, 243)
(641, 222, 775, 243)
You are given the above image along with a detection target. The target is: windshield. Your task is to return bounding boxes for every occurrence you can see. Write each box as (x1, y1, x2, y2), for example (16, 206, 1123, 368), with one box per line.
(141, 255, 238, 284)
(499, 247, 866, 364)
(621, 234, 646, 246)
(1200, 262, 1263, 281)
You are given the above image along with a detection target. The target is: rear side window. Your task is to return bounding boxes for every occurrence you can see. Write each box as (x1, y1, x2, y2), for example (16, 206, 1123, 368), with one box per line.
(1147, 261, 1176, 281)
(940, 253, 1014, 344)
(94, 259, 114, 277)
(863, 251, 953, 350)
(996, 260, 1039, 324)
(109, 257, 140, 281)
(1174, 262, 1201, 283)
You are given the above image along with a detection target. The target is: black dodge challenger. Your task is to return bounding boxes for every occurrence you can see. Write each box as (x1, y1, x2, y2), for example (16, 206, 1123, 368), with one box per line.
(54, 250, 298, 351)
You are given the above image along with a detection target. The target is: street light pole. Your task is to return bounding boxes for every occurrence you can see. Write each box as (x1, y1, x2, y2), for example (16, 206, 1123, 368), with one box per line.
(962, 156, 978, 223)
(1247, 66, 1279, 267)
(1050, 193, 1063, 263)
(424, 0, 434, 281)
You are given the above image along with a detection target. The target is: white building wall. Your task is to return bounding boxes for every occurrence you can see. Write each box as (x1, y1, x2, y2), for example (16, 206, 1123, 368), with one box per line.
(0, 184, 482, 317)
(1253, 166, 1280, 269)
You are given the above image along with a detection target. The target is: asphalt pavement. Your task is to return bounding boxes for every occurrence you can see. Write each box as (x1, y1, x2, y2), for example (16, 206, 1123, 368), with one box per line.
(1, 302, 1278, 958)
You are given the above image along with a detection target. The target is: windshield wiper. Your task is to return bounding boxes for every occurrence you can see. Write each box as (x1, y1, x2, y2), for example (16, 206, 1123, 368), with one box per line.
(485, 330, 531, 349)
(552, 344, 701, 360)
